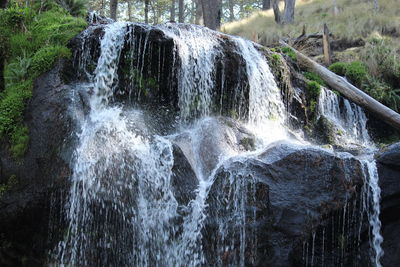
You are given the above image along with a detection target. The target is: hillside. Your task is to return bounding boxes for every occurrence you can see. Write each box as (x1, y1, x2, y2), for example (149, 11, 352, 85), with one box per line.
(223, 0, 400, 140)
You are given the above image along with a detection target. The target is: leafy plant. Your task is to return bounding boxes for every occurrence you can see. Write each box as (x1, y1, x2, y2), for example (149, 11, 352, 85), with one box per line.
(5, 54, 32, 83)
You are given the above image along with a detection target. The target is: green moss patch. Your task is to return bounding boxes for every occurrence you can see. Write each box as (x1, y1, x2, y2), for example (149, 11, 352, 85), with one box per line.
(0, 2, 87, 158)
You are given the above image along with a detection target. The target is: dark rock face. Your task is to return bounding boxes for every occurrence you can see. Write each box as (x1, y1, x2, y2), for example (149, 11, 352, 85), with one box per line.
(0, 60, 76, 266)
(203, 142, 365, 266)
(69, 23, 252, 120)
(377, 142, 400, 266)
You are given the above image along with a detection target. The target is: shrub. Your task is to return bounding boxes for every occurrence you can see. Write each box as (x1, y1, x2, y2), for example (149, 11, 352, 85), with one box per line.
(345, 61, 368, 87)
(329, 62, 348, 76)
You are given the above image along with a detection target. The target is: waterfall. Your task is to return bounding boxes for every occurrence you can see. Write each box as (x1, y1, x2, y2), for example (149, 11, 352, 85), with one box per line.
(232, 37, 287, 146)
(156, 24, 222, 121)
(319, 87, 384, 266)
(363, 160, 384, 267)
(52, 18, 385, 267)
(319, 88, 371, 146)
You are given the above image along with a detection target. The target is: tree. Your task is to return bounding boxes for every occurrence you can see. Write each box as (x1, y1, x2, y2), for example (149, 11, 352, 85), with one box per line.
(144, 0, 149, 23)
(373, 0, 379, 11)
(110, 0, 118, 20)
(200, 0, 222, 30)
(272, 0, 296, 24)
(228, 0, 235, 21)
(195, 0, 203, 24)
(332, 0, 338, 15)
(262, 0, 271, 10)
(178, 0, 184, 22)
(170, 0, 176, 21)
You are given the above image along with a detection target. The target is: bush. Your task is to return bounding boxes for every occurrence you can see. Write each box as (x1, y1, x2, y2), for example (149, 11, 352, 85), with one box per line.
(345, 61, 368, 87)
(329, 62, 348, 76)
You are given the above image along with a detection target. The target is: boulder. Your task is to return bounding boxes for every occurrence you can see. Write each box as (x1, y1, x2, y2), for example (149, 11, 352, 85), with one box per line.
(203, 142, 364, 266)
(0, 59, 79, 266)
(377, 142, 400, 266)
(171, 117, 256, 180)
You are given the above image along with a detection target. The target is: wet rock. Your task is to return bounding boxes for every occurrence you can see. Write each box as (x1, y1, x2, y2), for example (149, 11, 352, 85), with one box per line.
(0, 59, 78, 266)
(377, 142, 400, 266)
(171, 117, 256, 179)
(171, 144, 198, 206)
(203, 142, 364, 266)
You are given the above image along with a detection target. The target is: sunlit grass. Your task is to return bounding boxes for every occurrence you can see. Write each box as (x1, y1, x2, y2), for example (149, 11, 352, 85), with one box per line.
(222, 0, 400, 46)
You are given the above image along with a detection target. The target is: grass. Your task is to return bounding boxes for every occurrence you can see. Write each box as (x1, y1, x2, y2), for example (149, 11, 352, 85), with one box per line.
(0, 2, 86, 158)
(223, 0, 400, 117)
(222, 0, 400, 46)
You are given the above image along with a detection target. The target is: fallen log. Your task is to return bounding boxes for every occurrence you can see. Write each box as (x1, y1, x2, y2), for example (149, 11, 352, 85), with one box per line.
(280, 41, 400, 131)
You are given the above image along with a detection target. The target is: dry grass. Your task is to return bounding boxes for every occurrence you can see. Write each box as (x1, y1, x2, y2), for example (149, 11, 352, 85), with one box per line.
(222, 0, 400, 46)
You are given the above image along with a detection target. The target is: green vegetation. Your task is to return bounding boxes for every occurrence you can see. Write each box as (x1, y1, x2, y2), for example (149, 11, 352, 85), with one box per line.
(0, 1, 86, 158)
(304, 72, 326, 87)
(307, 81, 321, 113)
(328, 62, 347, 76)
(280, 47, 296, 61)
(329, 59, 400, 112)
(271, 53, 281, 66)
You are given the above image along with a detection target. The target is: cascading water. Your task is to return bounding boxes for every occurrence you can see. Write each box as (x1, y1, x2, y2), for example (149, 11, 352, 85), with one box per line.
(52, 17, 385, 267)
(319, 88, 371, 146)
(318, 87, 384, 266)
(363, 160, 384, 267)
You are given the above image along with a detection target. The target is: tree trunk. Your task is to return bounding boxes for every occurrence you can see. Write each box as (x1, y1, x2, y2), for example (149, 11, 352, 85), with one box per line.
(144, 0, 149, 24)
(170, 0, 176, 22)
(282, 42, 400, 131)
(332, 0, 338, 15)
(109, 0, 118, 20)
(128, 0, 132, 21)
(178, 0, 184, 23)
(195, 0, 203, 25)
(200, 0, 222, 30)
(273, 0, 296, 24)
(322, 23, 332, 65)
(262, 0, 271, 10)
(228, 0, 235, 21)
(373, 0, 379, 11)
(272, 0, 281, 23)
(282, 0, 295, 24)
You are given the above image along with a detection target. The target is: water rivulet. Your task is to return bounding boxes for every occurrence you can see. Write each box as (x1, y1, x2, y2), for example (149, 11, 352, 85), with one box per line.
(50, 18, 384, 266)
